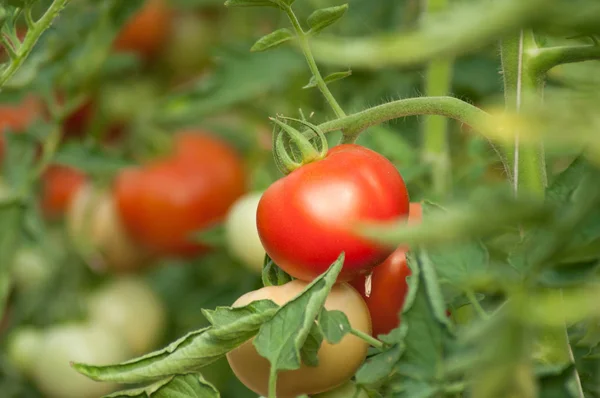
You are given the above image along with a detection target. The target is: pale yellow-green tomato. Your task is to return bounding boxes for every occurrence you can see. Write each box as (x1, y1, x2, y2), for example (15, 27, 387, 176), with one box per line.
(6, 327, 42, 376)
(225, 192, 266, 273)
(31, 323, 130, 398)
(226, 280, 372, 398)
(11, 246, 53, 292)
(87, 276, 167, 355)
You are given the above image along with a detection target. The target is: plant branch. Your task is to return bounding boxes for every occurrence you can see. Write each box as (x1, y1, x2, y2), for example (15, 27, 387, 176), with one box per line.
(528, 44, 600, 80)
(0, 0, 72, 90)
(309, 0, 544, 69)
(304, 96, 495, 139)
(350, 328, 385, 350)
(422, 0, 453, 198)
(283, 5, 346, 120)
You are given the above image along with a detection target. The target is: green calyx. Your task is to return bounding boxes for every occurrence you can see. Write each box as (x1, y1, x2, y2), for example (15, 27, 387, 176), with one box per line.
(270, 116, 328, 175)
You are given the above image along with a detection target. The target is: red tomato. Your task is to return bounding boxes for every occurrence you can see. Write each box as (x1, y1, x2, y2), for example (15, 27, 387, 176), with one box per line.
(40, 165, 87, 219)
(0, 95, 43, 161)
(257, 144, 410, 283)
(113, 0, 171, 59)
(350, 202, 422, 336)
(114, 132, 246, 257)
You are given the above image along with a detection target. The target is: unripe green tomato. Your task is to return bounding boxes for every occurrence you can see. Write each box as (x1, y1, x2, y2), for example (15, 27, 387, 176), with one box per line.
(31, 323, 130, 398)
(226, 280, 371, 397)
(225, 192, 266, 273)
(313, 381, 369, 397)
(6, 327, 42, 376)
(87, 276, 167, 355)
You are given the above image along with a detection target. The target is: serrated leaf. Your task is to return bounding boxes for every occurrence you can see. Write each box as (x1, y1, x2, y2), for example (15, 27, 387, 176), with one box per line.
(73, 300, 278, 383)
(202, 300, 279, 333)
(302, 70, 352, 89)
(318, 309, 351, 344)
(307, 4, 349, 34)
(224, 0, 278, 7)
(395, 251, 454, 376)
(250, 29, 294, 52)
(253, 253, 344, 374)
(104, 373, 220, 397)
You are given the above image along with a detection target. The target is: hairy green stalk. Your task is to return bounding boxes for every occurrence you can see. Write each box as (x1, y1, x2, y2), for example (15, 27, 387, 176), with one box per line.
(0, 0, 72, 89)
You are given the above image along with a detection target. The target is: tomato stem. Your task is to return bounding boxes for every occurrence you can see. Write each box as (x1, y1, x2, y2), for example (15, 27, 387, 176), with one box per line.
(301, 96, 495, 141)
(282, 5, 347, 121)
(0, 0, 72, 90)
(350, 328, 385, 350)
(268, 368, 278, 398)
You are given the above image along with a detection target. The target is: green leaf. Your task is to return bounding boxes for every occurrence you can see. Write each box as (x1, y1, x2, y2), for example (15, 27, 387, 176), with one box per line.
(395, 251, 454, 377)
(300, 324, 323, 367)
(537, 364, 579, 398)
(302, 70, 352, 89)
(361, 191, 551, 249)
(250, 29, 295, 52)
(253, 253, 344, 374)
(104, 373, 220, 397)
(262, 255, 293, 287)
(202, 300, 278, 331)
(317, 309, 351, 344)
(73, 300, 278, 383)
(224, 0, 278, 7)
(307, 4, 349, 34)
(424, 203, 490, 289)
(355, 344, 403, 385)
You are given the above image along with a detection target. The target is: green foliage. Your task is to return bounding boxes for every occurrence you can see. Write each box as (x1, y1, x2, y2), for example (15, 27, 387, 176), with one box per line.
(104, 373, 220, 398)
(306, 4, 348, 35)
(250, 29, 294, 52)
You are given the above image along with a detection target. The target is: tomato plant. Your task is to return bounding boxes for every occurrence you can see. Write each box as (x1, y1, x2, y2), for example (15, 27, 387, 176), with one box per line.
(114, 132, 246, 258)
(258, 144, 409, 282)
(1, 0, 600, 398)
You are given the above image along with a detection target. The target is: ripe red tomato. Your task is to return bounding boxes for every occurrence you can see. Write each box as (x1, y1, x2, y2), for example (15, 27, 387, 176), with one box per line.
(113, 0, 171, 59)
(114, 132, 246, 257)
(350, 202, 422, 336)
(257, 144, 409, 282)
(40, 165, 87, 219)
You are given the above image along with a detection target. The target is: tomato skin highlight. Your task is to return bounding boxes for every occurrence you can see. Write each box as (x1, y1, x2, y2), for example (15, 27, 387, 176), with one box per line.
(257, 144, 409, 282)
(350, 202, 422, 336)
(40, 165, 87, 219)
(115, 132, 246, 257)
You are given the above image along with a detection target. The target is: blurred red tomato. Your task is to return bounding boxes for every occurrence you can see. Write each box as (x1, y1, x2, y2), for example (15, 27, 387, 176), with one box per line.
(40, 165, 87, 219)
(350, 202, 422, 337)
(113, 0, 172, 59)
(0, 95, 43, 163)
(114, 132, 246, 257)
